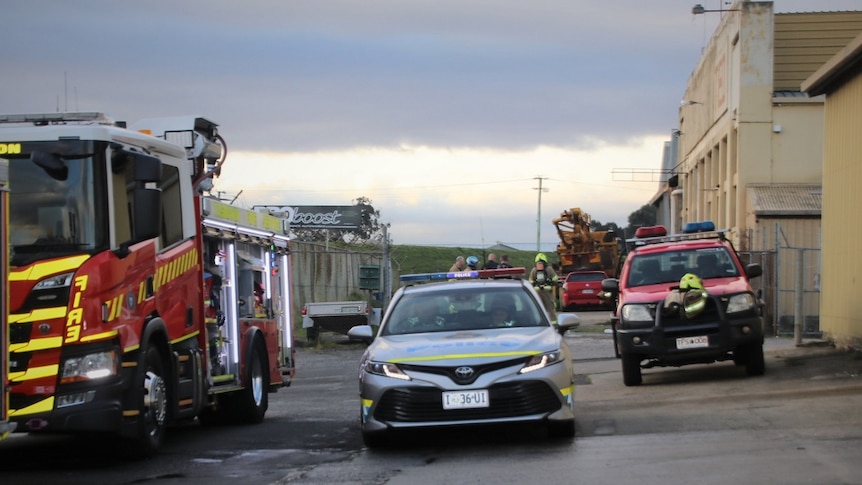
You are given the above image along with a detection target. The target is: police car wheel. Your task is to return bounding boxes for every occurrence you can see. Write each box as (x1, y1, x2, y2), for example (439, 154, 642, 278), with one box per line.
(362, 429, 391, 448)
(547, 418, 576, 438)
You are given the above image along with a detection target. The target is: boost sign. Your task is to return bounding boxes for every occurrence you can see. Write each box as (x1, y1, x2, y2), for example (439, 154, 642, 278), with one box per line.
(283, 205, 361, 229)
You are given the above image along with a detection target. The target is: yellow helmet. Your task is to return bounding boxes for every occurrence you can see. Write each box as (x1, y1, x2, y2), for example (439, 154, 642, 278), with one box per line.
(679, 273, 707, 318)
(535, 253, 548, 264)
(679, 273, 703, 291)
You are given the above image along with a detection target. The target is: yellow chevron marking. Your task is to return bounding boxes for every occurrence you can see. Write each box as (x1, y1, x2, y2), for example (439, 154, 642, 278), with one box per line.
(154, 247, 199, 291)
(171, 331, 199, 345)
(9, 336, 63, 353)
(9, 307, 67, 324)
(9, 364, 59, 382)
(10, 397, 55, 417)
(80, 330, 119, 343)
(9, 255, 90, 282)
(391, 350, 539, 363)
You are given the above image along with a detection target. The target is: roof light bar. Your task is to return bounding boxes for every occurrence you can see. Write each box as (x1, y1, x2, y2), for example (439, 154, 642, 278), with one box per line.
(683, 220, 716, 233)
(399, 267, 526, 284)
(627, 221, 727, 247)
(635, 225, 668, 238)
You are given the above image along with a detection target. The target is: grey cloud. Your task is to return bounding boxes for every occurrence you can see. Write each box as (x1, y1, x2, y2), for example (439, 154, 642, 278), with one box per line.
(3, 0, 859, 154)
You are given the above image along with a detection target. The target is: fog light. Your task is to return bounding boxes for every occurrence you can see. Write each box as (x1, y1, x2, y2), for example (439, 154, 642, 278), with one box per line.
(741, 326, 750, 334)
(56, 390, 96, 408)
(633, 336, 642, 344)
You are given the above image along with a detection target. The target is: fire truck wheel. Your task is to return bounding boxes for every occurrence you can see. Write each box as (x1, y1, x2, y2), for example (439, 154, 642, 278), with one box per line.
(230, 339, 269, 424)
(125, 346, 168, 456)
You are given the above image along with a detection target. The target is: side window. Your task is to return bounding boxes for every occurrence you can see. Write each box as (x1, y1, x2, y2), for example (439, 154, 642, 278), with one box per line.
(111, 154, 134, 246)
(159, 164, 184, 247)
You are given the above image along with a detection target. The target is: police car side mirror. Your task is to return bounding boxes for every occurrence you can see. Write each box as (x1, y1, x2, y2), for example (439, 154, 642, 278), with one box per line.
(556, 313, 580, 335)
(347, 325, 374, 345)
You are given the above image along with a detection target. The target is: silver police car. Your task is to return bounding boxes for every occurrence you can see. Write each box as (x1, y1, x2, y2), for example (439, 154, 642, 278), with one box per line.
(347, 268, 579, 447)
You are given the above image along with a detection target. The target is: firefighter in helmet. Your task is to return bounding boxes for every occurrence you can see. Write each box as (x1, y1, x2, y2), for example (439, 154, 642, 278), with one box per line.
(529, 253, 559, 321)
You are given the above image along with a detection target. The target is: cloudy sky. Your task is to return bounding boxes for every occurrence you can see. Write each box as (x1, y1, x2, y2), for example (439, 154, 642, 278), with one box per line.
(4, 1, 859, 251)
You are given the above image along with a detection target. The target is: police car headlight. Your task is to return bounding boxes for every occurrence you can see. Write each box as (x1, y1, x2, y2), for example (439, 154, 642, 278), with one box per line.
(60, 350, 118, 383)
(621, 304, 654, 328)
(364, 361, 412, 381)
(520, 350, 563, 374)
(726, 293, 756, 314)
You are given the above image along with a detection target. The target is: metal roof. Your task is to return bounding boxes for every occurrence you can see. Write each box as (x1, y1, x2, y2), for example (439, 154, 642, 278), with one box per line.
(772, 90, 810, 98)
(747, 184, 822, 216)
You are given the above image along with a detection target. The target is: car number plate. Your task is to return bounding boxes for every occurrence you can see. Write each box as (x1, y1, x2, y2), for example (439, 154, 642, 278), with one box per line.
(442, 390, 489, 410)
(340, 305, 361, 313)
(676, 335, 709, 349)
(582, 289, 595, 294)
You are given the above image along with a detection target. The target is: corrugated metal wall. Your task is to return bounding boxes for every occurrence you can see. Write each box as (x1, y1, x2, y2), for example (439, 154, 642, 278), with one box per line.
(774, 12, 862, 91)
(745, 217, 821, 335)
(289, 241, 383, 327)
(821, 72, 862, 346)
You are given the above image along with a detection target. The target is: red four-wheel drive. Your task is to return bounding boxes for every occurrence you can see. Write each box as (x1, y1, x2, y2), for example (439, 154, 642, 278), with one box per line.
(601, 222, 765, 386)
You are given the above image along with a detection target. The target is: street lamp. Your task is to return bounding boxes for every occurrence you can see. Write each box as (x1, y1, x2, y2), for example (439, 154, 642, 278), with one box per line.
(692, 3, 739, 15)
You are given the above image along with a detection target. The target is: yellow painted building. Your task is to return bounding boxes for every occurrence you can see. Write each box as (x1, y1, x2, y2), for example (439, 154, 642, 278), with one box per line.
(654, 1, 862, 334)
(802, 31, 862, 350)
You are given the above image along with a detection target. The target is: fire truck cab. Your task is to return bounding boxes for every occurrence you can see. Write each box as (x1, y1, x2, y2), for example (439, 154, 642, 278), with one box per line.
(0, 112, 294, 455)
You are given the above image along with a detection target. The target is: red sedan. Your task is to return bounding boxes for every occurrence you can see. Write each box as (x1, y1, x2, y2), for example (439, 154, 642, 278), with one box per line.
(560, 270, 610, 311)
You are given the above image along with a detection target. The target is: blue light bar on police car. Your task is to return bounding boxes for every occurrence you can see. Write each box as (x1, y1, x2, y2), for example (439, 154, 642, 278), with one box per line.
(399, 267, 525, 284)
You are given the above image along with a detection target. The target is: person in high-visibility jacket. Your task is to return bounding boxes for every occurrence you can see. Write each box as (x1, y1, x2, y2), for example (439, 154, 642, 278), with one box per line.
(529, 253, 559, 321)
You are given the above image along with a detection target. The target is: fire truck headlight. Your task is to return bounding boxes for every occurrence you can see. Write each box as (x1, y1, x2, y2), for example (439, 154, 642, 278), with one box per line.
(34, 271, 74, 290)
(61, 350, 118, 383)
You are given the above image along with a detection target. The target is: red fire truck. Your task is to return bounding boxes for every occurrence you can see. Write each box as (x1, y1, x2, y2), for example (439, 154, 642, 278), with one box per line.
(0, 112, 295, 455)
(0, 157, 13, 441)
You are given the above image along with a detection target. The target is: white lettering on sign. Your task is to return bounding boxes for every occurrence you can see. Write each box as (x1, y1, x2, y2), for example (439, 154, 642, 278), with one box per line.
(290, 208, 343, 225)
(269, 205, 359, 229)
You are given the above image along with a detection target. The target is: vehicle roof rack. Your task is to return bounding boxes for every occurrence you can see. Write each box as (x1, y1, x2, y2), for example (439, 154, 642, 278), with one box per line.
(0, 112, 115, 126)
(626, 229, 727, 249)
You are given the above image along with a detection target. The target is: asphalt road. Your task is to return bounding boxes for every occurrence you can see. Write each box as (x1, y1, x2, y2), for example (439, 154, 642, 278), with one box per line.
(1, 310, 861, 485)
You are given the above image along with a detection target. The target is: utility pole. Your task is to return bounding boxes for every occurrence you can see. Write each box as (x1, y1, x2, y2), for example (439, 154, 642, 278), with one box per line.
(534, 176, 549, 252)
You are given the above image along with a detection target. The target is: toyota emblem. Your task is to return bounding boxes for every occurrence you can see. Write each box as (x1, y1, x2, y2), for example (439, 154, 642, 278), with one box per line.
(454, 366, 474, 379)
